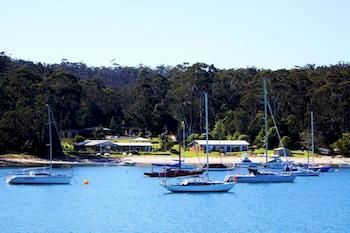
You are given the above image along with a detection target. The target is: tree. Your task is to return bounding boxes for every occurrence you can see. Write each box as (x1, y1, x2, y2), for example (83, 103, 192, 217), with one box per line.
(93, 125, 105, 140)
(238, 134, 250, 142)
(74, 135, 86, 143)
(268, 127, 279, 149)
(211, 120, 226, 139)
(109, 116, 117, 133)
(281, 136, 292, 148)
(159, 130, 174, 151)
(331, 133, 350, 156)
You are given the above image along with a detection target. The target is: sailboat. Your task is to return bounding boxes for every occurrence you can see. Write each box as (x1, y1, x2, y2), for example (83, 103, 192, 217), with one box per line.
(6, 105, 73, 184)
(305, 111, 331, 173)
(284, 111, 320, 176)
(144, 121, 204, 178)
(226, 77, 295, 183)
(225, 168, 296, 183)
(161, 92, 235, 192)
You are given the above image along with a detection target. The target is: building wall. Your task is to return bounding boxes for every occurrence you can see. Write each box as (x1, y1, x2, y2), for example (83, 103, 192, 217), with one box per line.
(189, 143, 248, 152)
(76, 145, 151, 152)
(117, 146, 151, 152)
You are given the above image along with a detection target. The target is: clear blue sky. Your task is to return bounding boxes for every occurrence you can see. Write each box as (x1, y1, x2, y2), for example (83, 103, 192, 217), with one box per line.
(1, 0, 350, 69)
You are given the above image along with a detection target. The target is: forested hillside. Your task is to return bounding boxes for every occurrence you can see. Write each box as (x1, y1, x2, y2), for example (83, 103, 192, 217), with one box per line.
(1, 53, 350, 155)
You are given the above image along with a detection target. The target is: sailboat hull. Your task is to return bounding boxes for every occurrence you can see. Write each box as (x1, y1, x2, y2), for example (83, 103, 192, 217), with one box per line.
(203, 164, 235, 171)
(235, 162, 259, 168)
(164, 182, 234, 192)
(6, 174, 73, 184)
(232, 174, 295, 183)
(293, 171, 319, 176)
(307, 165, 332, 172)
(145, 169, 204, 178)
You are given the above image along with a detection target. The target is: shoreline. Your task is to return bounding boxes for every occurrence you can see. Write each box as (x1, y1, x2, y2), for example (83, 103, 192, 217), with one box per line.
(1, 155, 350, 168)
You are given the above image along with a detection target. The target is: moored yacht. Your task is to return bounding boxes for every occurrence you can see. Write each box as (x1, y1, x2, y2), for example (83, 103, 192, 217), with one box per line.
(162, 93, 235, 192)
(144, 167, 204, 177)
(306, 164, 332, 172)
(6, 167, 73, 184)
(162, 177, 234, 192)
(202, 163, 235, 171)
(285, 166, 320, 176)
(6, 105, 73, 185)
(145, 122, 203, 178)
(225, 168, 295, 183)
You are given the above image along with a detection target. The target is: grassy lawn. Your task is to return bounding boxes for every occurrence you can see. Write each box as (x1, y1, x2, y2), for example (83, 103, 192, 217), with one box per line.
(251, 148, 321, 158)
(60, 137, 322, 159)
(0, 153, 36, 159)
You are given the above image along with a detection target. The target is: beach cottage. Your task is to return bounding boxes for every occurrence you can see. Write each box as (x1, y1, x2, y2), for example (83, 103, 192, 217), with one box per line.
(74, 138, 152, 153)
(115, 142, 152, 152)
(188, 140, 249, 153)
(74, 140, 116, 152)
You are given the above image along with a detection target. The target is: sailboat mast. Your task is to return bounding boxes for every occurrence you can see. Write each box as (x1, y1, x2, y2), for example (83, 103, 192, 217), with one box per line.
(182, 121, 185, 166)
(263, 77, 268, 164)
(205, 92, 209, 177)
(311, 111, 314, 164)
(47, 104, 53, 172)
(307, 125, 310, 165)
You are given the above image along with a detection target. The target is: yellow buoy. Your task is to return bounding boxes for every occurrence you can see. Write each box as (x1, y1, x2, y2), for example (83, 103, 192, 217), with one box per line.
(83, 179, 89, 185)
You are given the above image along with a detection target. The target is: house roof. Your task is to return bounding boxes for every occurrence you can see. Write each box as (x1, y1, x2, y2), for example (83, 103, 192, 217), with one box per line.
(116, 142, 152, 147)
(83, 140, 114, 146)
(189, 140, 250, 146)
(130, 137, 150, 142)
(83, 127, 111, 131)
(274, 147, 290, 151)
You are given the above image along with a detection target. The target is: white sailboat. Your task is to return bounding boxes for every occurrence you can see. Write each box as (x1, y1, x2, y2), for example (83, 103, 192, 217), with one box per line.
(288, 167, 320, 176)
(285, 111, 320, 176)
(226, 77, 295, 183)
(161, 92, 235, 192)
(6, 105, 73, 185)
(305, 111, 331, 172)
(225, 168, 295, 183)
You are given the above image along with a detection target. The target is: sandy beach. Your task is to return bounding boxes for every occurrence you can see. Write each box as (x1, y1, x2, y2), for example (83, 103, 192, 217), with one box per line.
(1, 155, 350, 167)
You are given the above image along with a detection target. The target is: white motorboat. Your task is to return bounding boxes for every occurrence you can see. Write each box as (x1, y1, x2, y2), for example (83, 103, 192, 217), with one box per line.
(6, 105, 73, 185)
(235, 156, 259, 168)
(162, 93, 235, 192)
(225, 168, 295, 183)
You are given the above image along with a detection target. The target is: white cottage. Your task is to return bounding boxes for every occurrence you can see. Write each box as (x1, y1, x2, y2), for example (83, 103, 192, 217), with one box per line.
(189, 140, 249, 153)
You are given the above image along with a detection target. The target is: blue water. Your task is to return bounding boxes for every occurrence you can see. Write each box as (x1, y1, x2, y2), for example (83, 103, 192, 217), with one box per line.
(1, 166, 350, 233)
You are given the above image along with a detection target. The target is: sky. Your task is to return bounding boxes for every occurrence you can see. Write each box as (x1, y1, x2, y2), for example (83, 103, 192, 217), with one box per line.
(1, 0, 350, 69)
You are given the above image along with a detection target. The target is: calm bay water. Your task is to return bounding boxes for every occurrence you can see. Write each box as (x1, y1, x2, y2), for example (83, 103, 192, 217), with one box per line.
(1, 166, 350, 233)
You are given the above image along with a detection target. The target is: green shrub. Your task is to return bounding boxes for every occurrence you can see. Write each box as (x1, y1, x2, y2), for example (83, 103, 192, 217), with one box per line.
(74, 135, 86, 143)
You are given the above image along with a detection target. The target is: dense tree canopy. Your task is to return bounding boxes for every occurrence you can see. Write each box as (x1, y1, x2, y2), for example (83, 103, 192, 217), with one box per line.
(1, 53, 350, 155)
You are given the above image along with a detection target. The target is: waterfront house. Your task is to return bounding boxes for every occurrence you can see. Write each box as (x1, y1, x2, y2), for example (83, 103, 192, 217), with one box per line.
(74, 140, 116, 152)
(115, 141, 152, 152)
(74, 139, 152, 153)
(188, 140, 249, 153)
